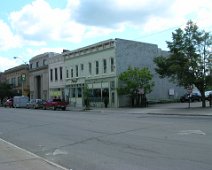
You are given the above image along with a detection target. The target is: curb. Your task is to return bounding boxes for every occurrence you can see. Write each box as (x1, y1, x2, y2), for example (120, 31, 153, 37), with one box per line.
(147, 112, 212, 117)
(0, 138, 69, 170)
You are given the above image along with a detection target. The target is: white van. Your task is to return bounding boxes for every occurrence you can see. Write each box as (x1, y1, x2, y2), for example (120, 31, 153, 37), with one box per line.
(13, 96, 29, 108)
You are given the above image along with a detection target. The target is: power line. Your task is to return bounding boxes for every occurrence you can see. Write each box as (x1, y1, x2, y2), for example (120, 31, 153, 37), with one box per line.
(133, 25, 183, 41)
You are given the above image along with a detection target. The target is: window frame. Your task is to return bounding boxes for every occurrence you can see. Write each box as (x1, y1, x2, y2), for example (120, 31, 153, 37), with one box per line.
(96, 61, 99, 75)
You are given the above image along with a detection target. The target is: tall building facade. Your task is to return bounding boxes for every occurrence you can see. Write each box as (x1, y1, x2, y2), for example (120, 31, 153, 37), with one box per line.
(4, 64, 30, 96)
(64, 39, 116, 107)
(0, 72, 6, 83)
(63, 38, 185, 108)
(48, 53, 65, 100)
(29, 52, 58, 100)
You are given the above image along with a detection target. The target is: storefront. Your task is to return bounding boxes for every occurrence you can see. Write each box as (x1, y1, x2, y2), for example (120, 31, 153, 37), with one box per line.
(65, 77, 117, 108)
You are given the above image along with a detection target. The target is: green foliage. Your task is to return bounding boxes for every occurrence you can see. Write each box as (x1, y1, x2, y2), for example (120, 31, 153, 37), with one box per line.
(0, 83, 15, 103)
(154, 20, 212, 107)
(118, 66, 154, 96)
(83, 83, 90, 109)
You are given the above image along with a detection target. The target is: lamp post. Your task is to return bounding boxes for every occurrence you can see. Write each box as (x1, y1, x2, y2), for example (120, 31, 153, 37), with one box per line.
(14, 56, 27, 96)
(21, 74, 26, 96)
(13, 56, 27, 65)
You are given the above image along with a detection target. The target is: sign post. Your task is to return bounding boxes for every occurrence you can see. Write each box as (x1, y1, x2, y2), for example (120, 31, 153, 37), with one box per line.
(21, 74, 26, 96)
(187, 85, 193, 108)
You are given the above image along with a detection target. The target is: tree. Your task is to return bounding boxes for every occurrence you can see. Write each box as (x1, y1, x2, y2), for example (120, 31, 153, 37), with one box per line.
(154, 21, 212, 107)
(83, 83, 90, 110)
(118, 67, 154, 107)
(0, 83, 16, 104)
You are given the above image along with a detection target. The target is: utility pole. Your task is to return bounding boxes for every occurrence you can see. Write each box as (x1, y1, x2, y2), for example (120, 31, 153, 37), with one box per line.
(14, 56, 27, 96)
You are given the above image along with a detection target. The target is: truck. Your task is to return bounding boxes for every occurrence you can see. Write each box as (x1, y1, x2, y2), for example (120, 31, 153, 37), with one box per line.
(43, 98, 68, 110)
(13, 96, 29, 108)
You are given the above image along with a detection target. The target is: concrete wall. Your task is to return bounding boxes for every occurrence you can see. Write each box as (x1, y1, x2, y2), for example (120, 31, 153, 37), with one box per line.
(115, 39, 185, 105)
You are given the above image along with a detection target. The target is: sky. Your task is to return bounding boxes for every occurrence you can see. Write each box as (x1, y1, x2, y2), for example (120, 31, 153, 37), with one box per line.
(0, 0, 211, 72)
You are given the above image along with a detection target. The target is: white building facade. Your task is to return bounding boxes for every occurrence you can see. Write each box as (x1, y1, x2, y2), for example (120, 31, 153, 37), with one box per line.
(64, 40, 117, 107)
(29, 52, 58, 100)
(48, 53, 66, 100)
(62, 38, 185, 108)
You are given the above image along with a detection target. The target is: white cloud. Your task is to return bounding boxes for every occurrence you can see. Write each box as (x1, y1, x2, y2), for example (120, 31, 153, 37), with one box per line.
(3, 0, 212, 50)
(0, 20, 21, 50)
(9, 0, 85, 43)
(1, 0, 211, 72)
(114, 0, 171, 11)
(167, 0, 212, 28)
(136, 0, 212, 35)
(0, 57, 18, 72)
(25, 47, 63, 58)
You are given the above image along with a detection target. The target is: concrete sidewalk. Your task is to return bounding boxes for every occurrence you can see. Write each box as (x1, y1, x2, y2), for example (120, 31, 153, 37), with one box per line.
(0, 138, 68, 170)
(86, 102, 212, 116)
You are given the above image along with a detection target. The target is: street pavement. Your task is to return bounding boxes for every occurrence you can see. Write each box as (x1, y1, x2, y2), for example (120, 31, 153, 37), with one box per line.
(0, 102, 211, 170)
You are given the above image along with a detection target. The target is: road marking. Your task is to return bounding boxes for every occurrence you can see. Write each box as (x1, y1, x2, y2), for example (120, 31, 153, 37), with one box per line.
(46, 149, 68, 156)
(177, 130, 206, 135)
(53, 149, 68, 156)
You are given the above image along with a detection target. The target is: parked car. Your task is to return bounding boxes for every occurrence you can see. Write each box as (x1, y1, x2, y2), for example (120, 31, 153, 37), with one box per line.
(4, 98, 13, 108)
(205, 90, 212, 101)
(180, 92, 202, 102)
(13, 96, 29, 108)
(43, 98, 68, 110)
(26, 99, 45, 109)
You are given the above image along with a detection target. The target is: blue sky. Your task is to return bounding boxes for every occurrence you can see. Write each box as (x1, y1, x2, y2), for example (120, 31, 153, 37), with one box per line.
(0, 0, 211, 72)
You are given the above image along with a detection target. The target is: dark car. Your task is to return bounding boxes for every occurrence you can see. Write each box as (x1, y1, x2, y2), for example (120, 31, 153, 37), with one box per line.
(43, 98, 68, 110)
(4, 98, 13, 108)
(180, 93, 202, 102)
(26, 99, 45, 109)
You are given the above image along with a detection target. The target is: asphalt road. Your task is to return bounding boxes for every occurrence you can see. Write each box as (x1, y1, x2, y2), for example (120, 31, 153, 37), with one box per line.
(0, 107, 212, 170)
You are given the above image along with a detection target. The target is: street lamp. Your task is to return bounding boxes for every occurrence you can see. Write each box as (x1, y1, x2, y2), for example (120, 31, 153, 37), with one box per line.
(14, 56, 27, 96)
(13, 56, 27, 65)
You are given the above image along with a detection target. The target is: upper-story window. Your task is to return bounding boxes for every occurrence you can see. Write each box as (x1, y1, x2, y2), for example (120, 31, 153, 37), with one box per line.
(103, 59, 107, 73)
(76, 65, 78, 77)
(71, 69, 73, 78)
(43, 59, 47, 66)
(80, 64, 84, 71)
(60, 67, 63, 80)
(55, 68, 58, 81)
(36, 61, 39, 68)
(11, 77, 16, 88)
(50, 69, 53, 81)
(30, 64, 33, 69)
(96, 61, 99, 75)
(66, 70, 69, 78)
(89, 62, 92, 75)
(111, 58, 115, 72)
(18, 76, 22, 86)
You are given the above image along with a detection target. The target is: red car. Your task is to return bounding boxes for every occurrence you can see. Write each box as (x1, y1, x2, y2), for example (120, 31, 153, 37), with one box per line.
(4, 98, 13, 108)
(43, 99, 68, 110)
